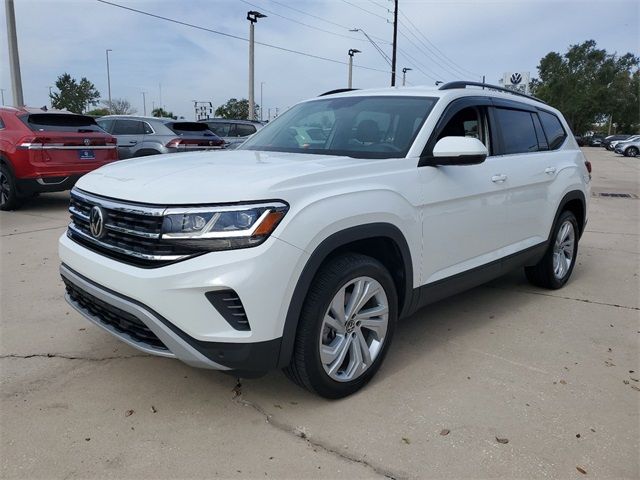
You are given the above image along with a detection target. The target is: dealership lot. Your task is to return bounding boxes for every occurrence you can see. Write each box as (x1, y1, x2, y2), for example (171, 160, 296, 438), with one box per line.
(1, 148, 638, 479)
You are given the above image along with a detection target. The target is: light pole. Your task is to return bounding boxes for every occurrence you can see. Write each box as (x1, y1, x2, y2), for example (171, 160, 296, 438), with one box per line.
(0, 89, 4, 106)
(141, 91, 147, 116)
(105, 49, 112, 113)
(260, 81, 265, 121)
(402, 67, 412, 86)
(348, 49, 361, 88)
(247, 10, 266, 121)
(48, 86, 53, 107)
(5, 0, 24, 106)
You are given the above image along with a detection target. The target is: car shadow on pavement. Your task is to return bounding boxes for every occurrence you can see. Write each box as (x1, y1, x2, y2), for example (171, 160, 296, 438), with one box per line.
(14, 192, 70, 214)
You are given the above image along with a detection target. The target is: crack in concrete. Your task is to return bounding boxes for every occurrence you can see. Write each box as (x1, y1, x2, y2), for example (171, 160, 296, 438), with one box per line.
(490, 286, 639, 311)
(231, 382, 405, 480)
(0, 353, 150, 361)
(1, 224, 68, 237)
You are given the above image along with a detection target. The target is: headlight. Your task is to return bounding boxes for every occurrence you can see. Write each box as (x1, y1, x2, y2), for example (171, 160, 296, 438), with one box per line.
(161, 201, 288, 251)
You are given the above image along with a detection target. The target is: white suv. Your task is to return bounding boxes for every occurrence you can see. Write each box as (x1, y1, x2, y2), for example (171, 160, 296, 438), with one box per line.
(59, 82, 591, 398)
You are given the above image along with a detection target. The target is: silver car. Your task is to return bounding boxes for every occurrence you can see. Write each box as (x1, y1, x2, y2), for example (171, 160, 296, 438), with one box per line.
(97, 115, 224, 159)
(614, 137, 640, 157)
(198, 119, 264, 149)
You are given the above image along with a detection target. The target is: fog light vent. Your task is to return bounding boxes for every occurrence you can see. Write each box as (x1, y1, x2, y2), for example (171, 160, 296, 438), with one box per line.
(205, 290, 250, 331)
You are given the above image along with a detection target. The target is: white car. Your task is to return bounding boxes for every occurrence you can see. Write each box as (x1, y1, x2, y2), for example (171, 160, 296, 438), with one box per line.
(59, 82, 591, 398)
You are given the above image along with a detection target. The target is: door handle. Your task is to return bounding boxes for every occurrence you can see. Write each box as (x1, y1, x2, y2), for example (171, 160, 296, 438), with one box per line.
(544, 167, 557, 175)
(491, 174, 507, 183)
(128, 141, 138, 145)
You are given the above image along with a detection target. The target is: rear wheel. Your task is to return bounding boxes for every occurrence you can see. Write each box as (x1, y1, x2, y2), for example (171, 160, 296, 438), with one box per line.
(525, 211, 578, 289)
(624, 146, 639, 157)
(0, 165, 21, 211)
(284, 253, 397, 398)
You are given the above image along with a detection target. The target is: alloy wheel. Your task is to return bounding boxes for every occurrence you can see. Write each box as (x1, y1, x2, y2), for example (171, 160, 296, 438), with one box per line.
(319, 276, 389, 382)
(0, 171, 10, 207)
(552, 220, 575, 280)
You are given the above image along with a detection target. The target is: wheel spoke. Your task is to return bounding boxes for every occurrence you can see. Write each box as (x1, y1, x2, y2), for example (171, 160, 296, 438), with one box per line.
(320, 334, 347, 365)
(346, 280, 380, 319)
(326, 334, 352, 376)
(356, 329, 372, 366)
(323, 314, 345, 333)
(329, 287, 347, 323)
(354, 304, 388, 320)
(360, 317, 387, 339)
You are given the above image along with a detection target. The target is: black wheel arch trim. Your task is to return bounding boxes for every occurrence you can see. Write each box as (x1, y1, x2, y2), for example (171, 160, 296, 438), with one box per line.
(277, 222, 414, 368)
(552, 190, 587, 239)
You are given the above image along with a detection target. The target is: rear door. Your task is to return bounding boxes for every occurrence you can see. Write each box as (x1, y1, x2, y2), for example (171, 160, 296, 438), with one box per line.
(111, 119, 146, 159)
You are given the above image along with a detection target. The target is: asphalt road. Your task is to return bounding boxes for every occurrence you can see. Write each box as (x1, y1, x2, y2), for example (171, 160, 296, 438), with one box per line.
(1, 148, 638, 479)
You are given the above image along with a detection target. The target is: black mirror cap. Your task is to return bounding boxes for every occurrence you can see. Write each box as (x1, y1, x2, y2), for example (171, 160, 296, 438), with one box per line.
(419, 153, 487, 167)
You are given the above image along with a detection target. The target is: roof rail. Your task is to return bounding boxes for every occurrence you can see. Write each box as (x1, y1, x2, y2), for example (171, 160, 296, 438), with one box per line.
(438, 81, 546, 104)
(318, 88, 359, 97)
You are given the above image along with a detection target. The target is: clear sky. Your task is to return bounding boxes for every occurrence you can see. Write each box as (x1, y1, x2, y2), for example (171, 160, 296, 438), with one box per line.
(1, 0, 638, 119)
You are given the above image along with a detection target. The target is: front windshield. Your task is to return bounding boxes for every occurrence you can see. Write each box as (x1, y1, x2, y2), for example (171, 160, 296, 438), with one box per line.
(240, 95, 437, 159)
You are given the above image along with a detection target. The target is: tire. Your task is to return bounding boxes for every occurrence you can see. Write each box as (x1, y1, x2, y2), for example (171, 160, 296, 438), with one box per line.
(284, 253, 398, 399)
(525, 211, 579, 289)
(0, 165, 22, 211)
(624, 147, 639, 157)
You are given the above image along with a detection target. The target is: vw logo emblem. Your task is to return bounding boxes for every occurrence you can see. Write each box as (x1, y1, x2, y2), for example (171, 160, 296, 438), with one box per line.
(89, 206, 106, 239)
(510, 73, 522, 85)
(83, 138, 91, 146)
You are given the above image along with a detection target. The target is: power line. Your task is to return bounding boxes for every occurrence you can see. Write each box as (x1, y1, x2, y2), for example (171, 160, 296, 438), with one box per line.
(95, 0, 393, 75)
(396, 46, 440, 82)
(397, 29, 457, 80)
(399, 12, 481, 79)
(340, 0, 390, 21)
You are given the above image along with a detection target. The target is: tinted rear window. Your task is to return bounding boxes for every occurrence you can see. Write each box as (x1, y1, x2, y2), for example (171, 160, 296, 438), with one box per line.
(235, 124, 257, 136)
(538, 111, 567, 150)
(22, 113, 102, 132)
(494, 108, 539, 154)
(205, 122, 231, 136)
(168, 122, 216, 135)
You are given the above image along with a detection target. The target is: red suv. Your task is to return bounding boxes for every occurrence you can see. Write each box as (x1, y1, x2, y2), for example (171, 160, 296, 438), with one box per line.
(0, 107, 118, 210)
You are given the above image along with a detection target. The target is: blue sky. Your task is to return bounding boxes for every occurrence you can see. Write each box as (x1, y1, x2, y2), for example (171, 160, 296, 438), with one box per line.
(1, 0, 638, 119)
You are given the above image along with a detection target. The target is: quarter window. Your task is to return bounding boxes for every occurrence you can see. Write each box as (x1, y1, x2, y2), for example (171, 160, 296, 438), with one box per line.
(0, 116, 5, 129)
(494, 108, 539, 155)
(538, 111, 567, 150)
(235, 124, 257, 137)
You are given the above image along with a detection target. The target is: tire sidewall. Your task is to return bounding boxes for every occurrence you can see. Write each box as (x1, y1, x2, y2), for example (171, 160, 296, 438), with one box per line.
(546, 211, 579, 288)
(625, 147, 638, 157)
(0, 164, 19, 211)
(302, 256, 398, 398)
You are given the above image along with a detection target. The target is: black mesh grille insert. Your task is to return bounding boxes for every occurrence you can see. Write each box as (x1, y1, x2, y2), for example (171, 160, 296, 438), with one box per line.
(205, 290, 250, 331)
(63, 276, 168, 350)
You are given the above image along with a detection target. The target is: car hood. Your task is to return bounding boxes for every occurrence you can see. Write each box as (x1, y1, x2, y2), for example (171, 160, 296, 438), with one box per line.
(76, 149, 377, 204)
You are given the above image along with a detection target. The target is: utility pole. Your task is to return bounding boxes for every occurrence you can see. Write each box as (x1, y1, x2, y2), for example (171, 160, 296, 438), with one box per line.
(260, 81, 265, 121)
(0, 89, 5, 106)
(247, 11, 266, 121)
(391, 0, 398, 87)
(5, 0, 24, 106)
(141, 92, 147, 116)
(348, 49, 361, 88)
(106, 49, 112, 112)
(402, 67, 412, 86)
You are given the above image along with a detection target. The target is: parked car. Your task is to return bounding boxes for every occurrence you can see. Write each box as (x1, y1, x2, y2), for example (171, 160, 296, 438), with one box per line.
(614, 137, 640, 157)
(588, 134, 605, 146)
(602, 134, 631, 150)
(574, 135, 586, 147)
(610, 135, 640, 152)
(96, 115, 224, 159)
(198, 118, 263, 148)
(0, 106, 118, 211)
(60, 82, 590, 398)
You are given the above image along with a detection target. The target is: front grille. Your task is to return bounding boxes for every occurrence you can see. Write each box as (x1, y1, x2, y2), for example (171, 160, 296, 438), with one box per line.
(63, 276, 168, 350)
(68, 189, 201, 267)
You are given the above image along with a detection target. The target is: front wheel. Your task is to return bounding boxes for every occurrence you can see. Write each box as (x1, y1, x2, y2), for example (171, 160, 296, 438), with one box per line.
(0, 165, 22, 211)
(624, 146, 639, 157)
(284, 253, 398, 398)
(525, 211, 579, 289)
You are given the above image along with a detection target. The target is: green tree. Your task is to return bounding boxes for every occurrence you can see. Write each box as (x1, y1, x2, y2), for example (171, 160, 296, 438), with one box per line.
(86, 107, 110, 117)
(532, 40, 639, 134)
(102, 98, 137, 115)
(152, 107, 177, 120)
(50, 73, 100, 114)
(214, 98, 258, 120)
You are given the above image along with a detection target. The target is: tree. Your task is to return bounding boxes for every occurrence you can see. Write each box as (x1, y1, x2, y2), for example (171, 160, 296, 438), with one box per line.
(151, 107, 177, 120)
(86, 107, 110, 117)
(532, 40, 639, 134)
(214, 98, 258, 120)
(50, 73, 100, 114)
(102, 98, 137, 115)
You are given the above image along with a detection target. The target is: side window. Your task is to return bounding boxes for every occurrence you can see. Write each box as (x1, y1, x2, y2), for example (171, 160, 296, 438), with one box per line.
(235, 124, 257, 137)
(208, 123, 230, 136)
(142, 122, 154, 134)
(531, 114, 548, 151)
(0, 116, 5, 129)
(494, 108, 539, 155)
(538, 111, 567, 150)
(96, 119, 113, 133)
(112, 120, 144, 135)
(436, 106, 487, 146)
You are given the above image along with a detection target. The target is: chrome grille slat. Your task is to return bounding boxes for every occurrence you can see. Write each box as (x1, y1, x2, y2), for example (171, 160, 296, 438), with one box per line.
(68, 189, 201, 267)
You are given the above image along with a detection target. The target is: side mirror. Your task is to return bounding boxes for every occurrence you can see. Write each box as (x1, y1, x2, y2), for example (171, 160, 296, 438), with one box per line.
(424, 136, 488, 166)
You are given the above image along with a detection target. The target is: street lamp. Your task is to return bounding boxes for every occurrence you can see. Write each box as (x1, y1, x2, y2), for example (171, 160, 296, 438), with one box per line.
(247, 11, 266, 121)
(348, 49, 361, 89)
(105, 49, 112, 113)
(402, 67, 412, 86)
(141, 91, 147, 116)
(260, 81, 265, 122)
